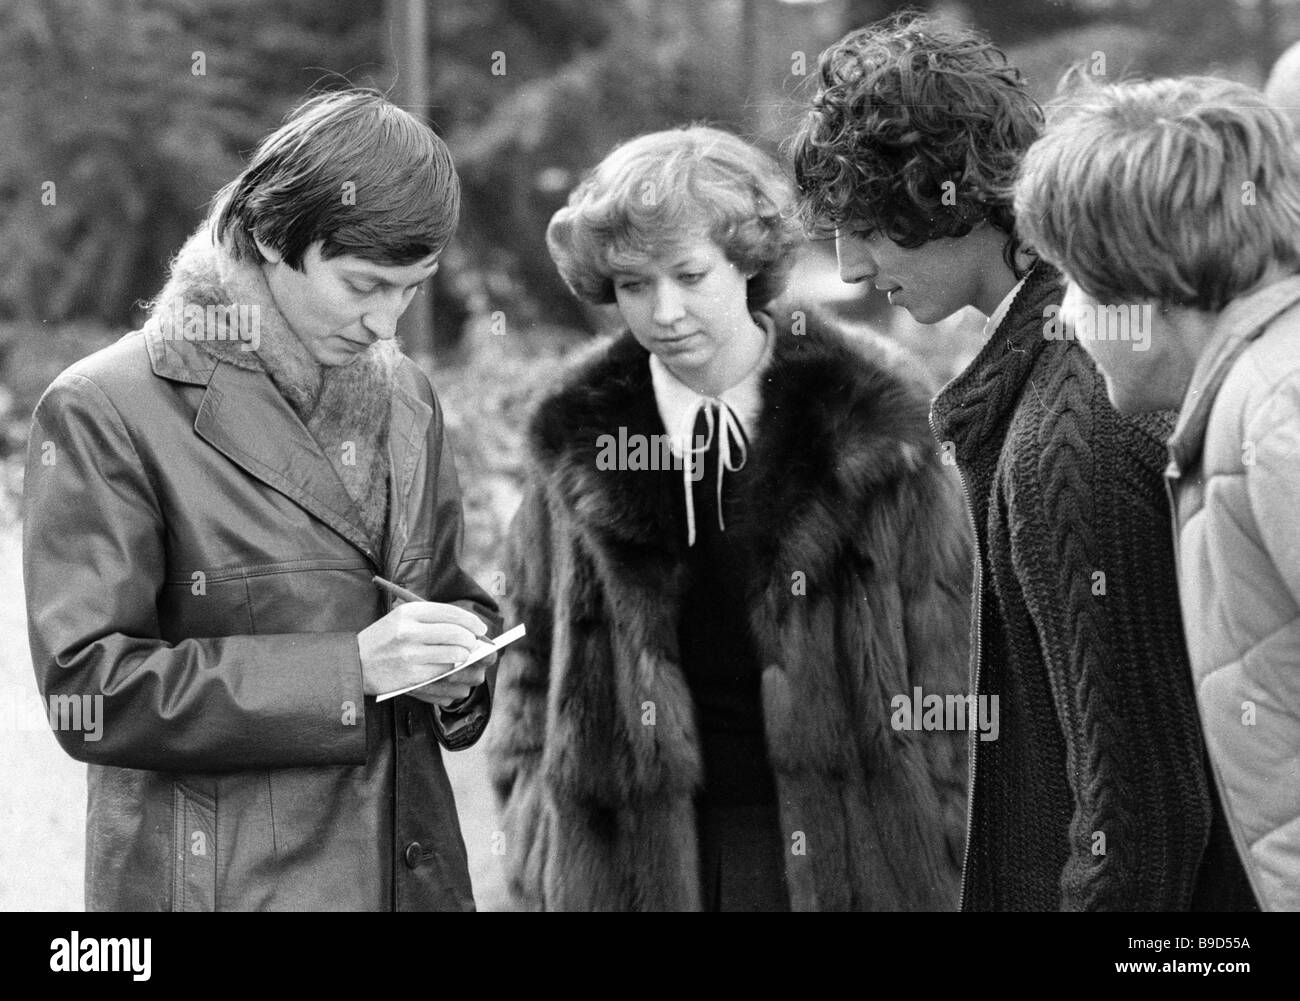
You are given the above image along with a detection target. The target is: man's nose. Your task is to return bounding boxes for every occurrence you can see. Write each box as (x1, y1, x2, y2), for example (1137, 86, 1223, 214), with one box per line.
(361, 291, 409, 341)
(835, 233, 878, 284)
(361, 311, 397, 341)
(652, 281, 685, 326)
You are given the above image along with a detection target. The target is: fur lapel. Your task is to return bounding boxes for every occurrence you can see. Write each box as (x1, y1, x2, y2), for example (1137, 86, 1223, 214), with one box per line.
(531, 306, 938, 586)
(145, 225, 401, 555)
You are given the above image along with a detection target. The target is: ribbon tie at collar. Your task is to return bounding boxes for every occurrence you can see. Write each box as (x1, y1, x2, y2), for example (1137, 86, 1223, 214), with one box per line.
(678, 397, 748, 547)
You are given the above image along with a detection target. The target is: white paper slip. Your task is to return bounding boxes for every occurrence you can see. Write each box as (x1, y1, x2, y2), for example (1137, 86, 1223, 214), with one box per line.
(375, 623, 527, 703)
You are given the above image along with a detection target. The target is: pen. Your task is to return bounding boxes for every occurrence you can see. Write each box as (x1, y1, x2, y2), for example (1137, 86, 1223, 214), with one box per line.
(376, 624, 526, 702)
(372, 575, 425, 604)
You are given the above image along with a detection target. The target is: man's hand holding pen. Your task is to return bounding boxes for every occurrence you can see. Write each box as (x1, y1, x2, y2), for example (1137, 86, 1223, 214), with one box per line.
(357, 577, 496, 708)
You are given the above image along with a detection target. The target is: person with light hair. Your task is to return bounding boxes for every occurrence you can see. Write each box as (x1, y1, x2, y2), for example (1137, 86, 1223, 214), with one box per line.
(487, 124, 973, 910)
(1016, 73, 1300, 911)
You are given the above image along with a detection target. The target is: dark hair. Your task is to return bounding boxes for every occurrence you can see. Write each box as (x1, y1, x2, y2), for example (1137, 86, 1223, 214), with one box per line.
(790, 12, 1043, 277)
(214, 88, 459, 269)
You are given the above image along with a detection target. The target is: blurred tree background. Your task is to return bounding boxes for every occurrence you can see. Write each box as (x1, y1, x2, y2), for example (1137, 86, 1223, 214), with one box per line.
(1, 0, 1296, 535)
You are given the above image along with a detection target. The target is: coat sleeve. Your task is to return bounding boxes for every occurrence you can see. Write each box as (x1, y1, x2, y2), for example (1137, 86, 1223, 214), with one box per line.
(1245, 379, 1300, 607)
(1231, 380, 1300, 910)
(23, 373, 369, 773)
(402, 390, 502, 752)
(899, 459, 974, 875)
(484, 474, 556, 910)
(1009, 380, 1212, 911)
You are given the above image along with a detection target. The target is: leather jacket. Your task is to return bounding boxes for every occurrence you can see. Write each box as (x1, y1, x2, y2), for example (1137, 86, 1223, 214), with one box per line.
(23, 322, 498, 910)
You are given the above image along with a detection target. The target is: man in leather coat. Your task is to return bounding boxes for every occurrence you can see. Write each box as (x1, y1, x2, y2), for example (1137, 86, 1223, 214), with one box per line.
(23, 88, 500, 911)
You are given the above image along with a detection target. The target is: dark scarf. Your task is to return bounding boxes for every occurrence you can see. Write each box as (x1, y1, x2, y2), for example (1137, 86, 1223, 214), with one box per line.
(147, 225, 397, 553)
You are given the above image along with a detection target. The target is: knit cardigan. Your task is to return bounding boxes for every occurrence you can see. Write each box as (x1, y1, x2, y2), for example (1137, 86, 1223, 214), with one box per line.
(931, 262, 1256, 911)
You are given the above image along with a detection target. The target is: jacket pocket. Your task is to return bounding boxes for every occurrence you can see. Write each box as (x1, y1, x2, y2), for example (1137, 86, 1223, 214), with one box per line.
(172, 781, 217, 911)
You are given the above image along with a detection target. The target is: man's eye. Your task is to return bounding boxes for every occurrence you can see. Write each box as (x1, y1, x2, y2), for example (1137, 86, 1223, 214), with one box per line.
(678, 272, 705, 284)
(617, 281, 645, 293)
(349, 283, 378, 295)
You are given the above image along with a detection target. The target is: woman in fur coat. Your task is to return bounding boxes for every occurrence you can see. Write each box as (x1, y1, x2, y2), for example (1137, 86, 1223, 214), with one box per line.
(486, 126, 973, 911)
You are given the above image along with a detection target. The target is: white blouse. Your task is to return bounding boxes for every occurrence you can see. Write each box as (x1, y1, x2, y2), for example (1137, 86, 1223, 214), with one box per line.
(648, 313, 775, 546)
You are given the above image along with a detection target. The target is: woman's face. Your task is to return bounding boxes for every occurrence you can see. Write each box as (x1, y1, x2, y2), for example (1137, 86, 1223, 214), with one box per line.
(611, 237, 755, 382)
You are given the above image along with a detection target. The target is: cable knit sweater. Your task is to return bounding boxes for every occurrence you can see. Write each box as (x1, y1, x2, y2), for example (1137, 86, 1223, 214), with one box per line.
(931, 262, 1256, 911)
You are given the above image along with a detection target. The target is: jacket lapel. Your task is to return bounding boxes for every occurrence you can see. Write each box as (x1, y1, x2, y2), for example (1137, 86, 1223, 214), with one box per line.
(192, 359, 381, 564)
(536, 332, 687, 554)
(382, 377, 433, 572)
(537, 311, 940, 586)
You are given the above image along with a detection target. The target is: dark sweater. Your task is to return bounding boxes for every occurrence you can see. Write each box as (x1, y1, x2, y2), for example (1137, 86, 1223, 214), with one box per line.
(677, 419, 777, 807)
(677, 414, 789, 911)
(931, 262, 1256, 911)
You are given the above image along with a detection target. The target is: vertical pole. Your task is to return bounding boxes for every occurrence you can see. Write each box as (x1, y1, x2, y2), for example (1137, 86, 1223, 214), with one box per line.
(390, 0, 435, 365)
(1257, 0, 1281, 85)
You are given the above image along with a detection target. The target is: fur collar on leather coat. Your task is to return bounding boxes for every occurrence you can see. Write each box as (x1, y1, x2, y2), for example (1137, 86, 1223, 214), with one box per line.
(488, 306, 973, 911)
(145, 225, 399, 551)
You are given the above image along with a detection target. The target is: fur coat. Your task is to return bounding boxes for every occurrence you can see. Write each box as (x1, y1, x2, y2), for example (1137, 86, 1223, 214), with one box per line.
(487, 307, 973, 911)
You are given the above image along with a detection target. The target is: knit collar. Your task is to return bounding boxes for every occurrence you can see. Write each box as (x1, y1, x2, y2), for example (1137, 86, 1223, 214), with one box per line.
(983, 274, 1029, 339)
(930, 261, 1063, 463)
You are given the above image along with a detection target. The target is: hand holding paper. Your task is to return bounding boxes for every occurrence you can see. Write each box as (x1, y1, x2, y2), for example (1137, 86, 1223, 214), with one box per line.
(357, 581, 485, 700)
(376, 623, 526, 703)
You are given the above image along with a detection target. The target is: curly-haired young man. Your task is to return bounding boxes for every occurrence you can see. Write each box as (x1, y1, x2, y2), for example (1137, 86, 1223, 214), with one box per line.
(792, 14, 1256, 911)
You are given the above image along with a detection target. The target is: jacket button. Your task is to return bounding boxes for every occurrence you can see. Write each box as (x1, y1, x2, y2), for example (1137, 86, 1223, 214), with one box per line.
(404, 710, 415, 738)
(404, 841, 423, 869)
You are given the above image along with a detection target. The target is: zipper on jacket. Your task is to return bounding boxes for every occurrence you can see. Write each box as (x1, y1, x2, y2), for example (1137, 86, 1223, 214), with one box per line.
(930, 411, 983, 911)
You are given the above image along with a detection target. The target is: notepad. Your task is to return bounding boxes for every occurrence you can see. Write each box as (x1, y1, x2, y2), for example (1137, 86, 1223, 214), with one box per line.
(375, 623, 526, 703)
